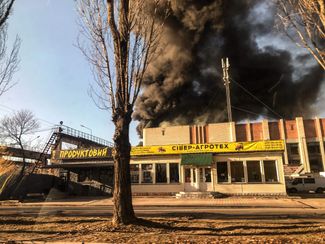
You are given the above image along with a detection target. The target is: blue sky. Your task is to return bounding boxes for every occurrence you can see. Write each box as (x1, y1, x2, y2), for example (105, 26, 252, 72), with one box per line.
(0, 0, 140, 146)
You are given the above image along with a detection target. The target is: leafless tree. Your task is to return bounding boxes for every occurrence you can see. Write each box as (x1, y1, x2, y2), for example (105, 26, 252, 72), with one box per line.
(77, 0, 166, 225)
(0, 0, 20, 96)
(276, 0, 325, 69)
(0, 110, 40, 178)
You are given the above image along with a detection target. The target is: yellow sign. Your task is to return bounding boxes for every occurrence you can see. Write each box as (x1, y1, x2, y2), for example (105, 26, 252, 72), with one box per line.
(54, 140, 284, 159)
(131, 140, 284, 156)
(56, 147, 110, 160)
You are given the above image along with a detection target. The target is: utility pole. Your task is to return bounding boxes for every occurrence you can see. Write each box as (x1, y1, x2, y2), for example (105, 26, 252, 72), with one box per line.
(221, 57, 232, 122)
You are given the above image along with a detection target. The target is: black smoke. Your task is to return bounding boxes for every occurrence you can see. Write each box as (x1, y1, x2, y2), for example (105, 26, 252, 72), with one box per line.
(133, 0, 325, 135)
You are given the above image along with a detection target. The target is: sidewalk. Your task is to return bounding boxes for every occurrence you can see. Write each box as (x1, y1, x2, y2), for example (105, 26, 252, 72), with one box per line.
(2, 196, 324, 209)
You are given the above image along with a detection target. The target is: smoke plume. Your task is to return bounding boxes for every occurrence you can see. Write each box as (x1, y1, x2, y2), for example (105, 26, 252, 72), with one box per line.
(133, 0, 325, 135)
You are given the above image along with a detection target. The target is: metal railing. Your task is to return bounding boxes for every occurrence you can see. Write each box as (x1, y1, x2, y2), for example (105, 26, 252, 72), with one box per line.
(58, 125, 113, 147)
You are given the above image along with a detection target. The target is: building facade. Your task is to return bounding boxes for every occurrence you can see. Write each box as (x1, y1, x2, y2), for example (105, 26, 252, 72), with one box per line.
(50, 117, 325, 196)
(130, 117, 325, 195)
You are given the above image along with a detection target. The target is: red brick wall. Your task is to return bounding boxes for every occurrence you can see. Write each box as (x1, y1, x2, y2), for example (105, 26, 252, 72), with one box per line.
(269, 122, 281, 140)
(284, 120, 298, 139)
(204, 125, 209, 143)
(304, 119, 317, 138)
(251, 123, 263, 141)
(235, 124, 247, 142)
(321, 119, 325, 137)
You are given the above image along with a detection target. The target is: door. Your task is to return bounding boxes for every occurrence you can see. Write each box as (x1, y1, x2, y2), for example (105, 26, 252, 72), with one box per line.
(199, 167, 212, 191)
(184, 167, 198, 192)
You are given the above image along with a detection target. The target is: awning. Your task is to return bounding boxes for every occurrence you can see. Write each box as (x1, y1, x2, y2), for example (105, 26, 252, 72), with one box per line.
(181, 153, 213, 166)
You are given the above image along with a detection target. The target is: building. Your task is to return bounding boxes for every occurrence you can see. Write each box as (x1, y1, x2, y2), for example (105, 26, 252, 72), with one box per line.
(50, 117, 325, 196)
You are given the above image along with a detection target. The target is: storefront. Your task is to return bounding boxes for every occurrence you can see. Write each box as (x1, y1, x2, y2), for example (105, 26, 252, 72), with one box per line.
(130, 140, 286, 195)
(51, 140, 286, 195)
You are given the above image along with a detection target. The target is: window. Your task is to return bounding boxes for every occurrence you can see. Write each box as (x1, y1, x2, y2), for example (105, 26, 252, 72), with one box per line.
(169, 163, 179, 183)
(292, 178, 303, 185)
(141, 164, 153, 183)
(264, 160, 278, 182)
(199, 168, 204, 182)
(193, 168, 197, 183)
(287, 143, 301, 165)
(156, 163, 167, 183)
(307, 142, 323, 173)
(310, 158, 324, 173)
(307, 142, 321, 154)
(231, 161, 245, 183)
(130, 164, 139, 184)
(185, 168, 191, 183)
(304, 178, 315, 184)
(205, 168, 211, 182)
(199, 168, 211, 182)
(247, 161, 262, 183)
(287, 143, 299, 155)
(217, 162, 228, 183)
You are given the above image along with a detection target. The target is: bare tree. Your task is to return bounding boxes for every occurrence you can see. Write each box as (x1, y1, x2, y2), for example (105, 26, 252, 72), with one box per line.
(77, 0, 165, 225)
(276, 0, 325, 69)
(0, 110, 40, 178)
(0, 0, 20, 95)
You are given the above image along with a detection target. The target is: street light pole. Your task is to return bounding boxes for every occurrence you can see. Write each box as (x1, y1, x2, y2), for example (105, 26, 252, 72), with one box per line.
(80, 124, 92, 135)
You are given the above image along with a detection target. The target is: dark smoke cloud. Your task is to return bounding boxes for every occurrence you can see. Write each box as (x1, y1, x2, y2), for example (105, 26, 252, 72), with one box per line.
(133, 0, 325, 135)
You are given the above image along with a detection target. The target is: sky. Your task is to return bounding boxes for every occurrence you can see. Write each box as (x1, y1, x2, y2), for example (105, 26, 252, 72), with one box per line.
(0, 0, 140, 147)
(0, 0, 324, 150)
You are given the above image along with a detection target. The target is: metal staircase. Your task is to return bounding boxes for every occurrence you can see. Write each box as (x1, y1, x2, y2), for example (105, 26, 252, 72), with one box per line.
(38, 131, 59, 163)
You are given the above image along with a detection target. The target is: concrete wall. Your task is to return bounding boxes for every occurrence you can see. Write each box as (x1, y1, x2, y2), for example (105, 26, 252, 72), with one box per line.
(207, 122, 235, 142)
(143, 125, 190, 146)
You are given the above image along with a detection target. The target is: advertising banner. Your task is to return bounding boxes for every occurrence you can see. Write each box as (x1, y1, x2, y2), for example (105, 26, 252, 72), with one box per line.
(54, 140, 284, 159)
(130, 140, 284, 156)
(55, 147, 110, 160)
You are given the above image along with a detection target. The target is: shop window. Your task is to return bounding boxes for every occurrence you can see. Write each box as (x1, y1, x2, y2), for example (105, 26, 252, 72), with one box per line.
(141, 164, 153, 183)
(169, 163, 179, 183)
(217, 162, 228, 183)
(185, 168, 191, 183)
(156, 163, 167, 183)
(264, 160, 278, 182)
(205, 168, 211, 182)
(231, 161, 245, 183)
(130, 164, 140, 184)
(247, 161, 262, 183)
(200, 168, 212, 182)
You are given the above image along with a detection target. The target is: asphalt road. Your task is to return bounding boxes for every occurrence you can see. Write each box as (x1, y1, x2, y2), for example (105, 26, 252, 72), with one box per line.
(2, 205, 325, 219)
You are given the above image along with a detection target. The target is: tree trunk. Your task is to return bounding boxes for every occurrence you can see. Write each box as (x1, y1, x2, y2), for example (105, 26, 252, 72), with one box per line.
(112, 110, 136, 225)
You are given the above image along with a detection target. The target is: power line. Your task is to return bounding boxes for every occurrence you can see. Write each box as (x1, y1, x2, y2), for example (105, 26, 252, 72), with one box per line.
(230, 77, 283, 119)
(231, 106, 274, 120)
(0, 103, 57, 126)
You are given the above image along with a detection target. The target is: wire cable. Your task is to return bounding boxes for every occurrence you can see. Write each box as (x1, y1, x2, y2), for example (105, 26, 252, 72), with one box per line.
(230, 77, 283, 119)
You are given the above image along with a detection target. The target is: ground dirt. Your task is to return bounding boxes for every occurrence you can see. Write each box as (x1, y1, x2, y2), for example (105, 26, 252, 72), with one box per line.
(1, 216, 325, 243)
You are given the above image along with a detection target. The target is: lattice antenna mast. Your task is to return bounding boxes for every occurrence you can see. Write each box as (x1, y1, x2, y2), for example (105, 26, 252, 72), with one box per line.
(222, 57, 232, 122)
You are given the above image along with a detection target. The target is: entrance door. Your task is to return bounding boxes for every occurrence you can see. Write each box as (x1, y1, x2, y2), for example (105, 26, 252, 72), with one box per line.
(199, 167, 212, 191)
(184, 167, 198, 192)
(184, 167, 212, 192)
